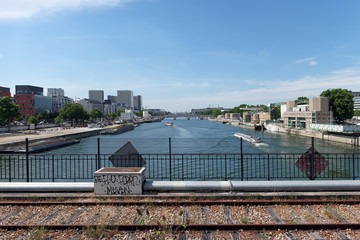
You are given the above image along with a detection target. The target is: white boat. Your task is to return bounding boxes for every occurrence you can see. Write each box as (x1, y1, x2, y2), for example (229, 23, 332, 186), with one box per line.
(234, 132, 262, 143)
(164, 122, 174, 126)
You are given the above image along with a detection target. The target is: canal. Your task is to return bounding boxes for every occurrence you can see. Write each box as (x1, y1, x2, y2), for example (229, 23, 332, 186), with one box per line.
(45, 118, 360, 155)
(2, 118, 360, 182)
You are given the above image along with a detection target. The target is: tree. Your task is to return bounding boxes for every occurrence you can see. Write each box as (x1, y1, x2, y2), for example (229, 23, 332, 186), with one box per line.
(270, 107, 281, 120)
(354, 109, 360, 117)
(37, 113, 43, 121)
(295, 96, 309, 104)
(212, 108, 222, 117)
(27, 116, 38, 125)
(58, 103, 89, 126)
(0, 97, 21, 132)
(89, 109, 103, 122)
(320, 89, 354, 123)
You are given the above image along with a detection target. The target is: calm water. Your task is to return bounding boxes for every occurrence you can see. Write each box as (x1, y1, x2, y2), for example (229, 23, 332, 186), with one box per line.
(46, 118, 360, 155)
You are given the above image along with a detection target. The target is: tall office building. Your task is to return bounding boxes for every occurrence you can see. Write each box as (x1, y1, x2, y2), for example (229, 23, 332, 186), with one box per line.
(117, 90, 134, 109)
(89, 90, 104, 103)
(133, 95, 142, 111)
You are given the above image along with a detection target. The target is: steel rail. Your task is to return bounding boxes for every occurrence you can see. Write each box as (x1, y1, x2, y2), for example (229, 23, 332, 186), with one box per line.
(0, 199, 360, 206)
(0, 223, 359, 231)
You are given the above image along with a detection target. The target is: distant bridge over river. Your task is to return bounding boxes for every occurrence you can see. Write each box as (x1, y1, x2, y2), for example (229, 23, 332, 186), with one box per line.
(165, 113, 206, 120)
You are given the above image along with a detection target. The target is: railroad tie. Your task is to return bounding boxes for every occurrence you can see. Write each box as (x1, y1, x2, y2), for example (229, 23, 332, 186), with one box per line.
(63, 207, 85, 224)
(199, 207, 212, 240)
(200, 207, 210, 224)
(178, 232, 187, 240)
(201, 231, 212, 240)
(324, 208, 351, 240)
(289, 207, 322, 240)
(87, 213, 100, 225)
(265, 207, 297, 240)
(16, 210, 39, 225)
(0, 209, 21, 223)
(132, 207, 145, 224)
(109, 209, 123, 224)
(124, 232, 136, 240)
(181, 207, 190, 225)
(39, 208, 61, 225)
(222, 206, 241, 240)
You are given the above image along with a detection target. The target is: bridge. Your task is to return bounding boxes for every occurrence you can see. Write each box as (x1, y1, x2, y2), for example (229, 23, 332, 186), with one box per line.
(165, 113, 207, 120)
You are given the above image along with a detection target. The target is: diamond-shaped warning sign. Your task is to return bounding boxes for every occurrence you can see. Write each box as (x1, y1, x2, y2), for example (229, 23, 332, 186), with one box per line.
(294, 147, 328, 179)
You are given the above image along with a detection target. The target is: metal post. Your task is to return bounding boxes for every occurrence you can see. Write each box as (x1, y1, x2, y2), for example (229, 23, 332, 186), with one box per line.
(310, 137, 315, 180)
(169, 137, 172, 181)
(240, 138, 244, 181)
(52, 155, 55, 182)
(9, 156, 11, 182)
(97, 138, 101, 170)
(225, 154, 227, 180)
(26, 138, 29, 182)
(353, 153, 356, 180)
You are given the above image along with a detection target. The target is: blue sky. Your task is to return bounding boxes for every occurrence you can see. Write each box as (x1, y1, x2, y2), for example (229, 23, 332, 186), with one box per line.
(1, 0, 360, 112)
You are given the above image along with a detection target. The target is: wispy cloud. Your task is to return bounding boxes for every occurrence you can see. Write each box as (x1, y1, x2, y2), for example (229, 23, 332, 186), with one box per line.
(294, 57, 318, 66)
(0, 0, 134, 20)
(147, 67, 360, 111)
(0, 53, 3, 58)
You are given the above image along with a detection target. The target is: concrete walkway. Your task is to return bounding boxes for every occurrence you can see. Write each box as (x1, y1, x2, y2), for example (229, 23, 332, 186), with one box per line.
(0, 126, 112, 146)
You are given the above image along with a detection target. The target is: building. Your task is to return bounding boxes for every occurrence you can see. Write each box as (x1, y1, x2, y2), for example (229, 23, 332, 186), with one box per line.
(14, 85, 52, 118)
(78, 99, 103, 113)
(283, 97, 333, 129)
(0, 86, 11, 98)
(117, 90, 134, 109)
(133, 95, 142, 111)
(107, 95, 117, 103)
(120, 109, 134, 121)
(89, 90, 104, 103)
(352, 92, 360, 110)
(47, 88, 72, 113)
(16, 85, 43, 95)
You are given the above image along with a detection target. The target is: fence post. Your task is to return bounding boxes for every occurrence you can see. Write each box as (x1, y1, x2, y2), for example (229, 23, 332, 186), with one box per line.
(353, 153, 356, 180)
(97, 138, 101, 170)
(26, 138, 29, 182)
(9, 155, 11, 182)
(240, 138, 244, 181)
(169, 137, 172, 181)
(310, 137, 315, 180)
(225, 154, 227, 180)
(52, 155, 55, 182)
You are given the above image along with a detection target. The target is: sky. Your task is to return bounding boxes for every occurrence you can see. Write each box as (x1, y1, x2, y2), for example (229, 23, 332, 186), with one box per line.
(1, 0, 360, 112)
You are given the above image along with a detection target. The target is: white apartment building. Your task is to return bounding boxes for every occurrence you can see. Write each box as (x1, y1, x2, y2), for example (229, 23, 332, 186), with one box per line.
(283, 97, 333, 129)
(47, 88, 73, 113)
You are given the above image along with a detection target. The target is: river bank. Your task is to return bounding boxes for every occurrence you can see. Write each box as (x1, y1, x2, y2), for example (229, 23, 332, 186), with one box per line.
(265, 123, 360, 146)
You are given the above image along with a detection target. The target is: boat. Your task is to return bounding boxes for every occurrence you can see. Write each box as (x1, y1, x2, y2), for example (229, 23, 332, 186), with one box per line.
(234, 132, 262, 143)
(164, 122, 174, 126)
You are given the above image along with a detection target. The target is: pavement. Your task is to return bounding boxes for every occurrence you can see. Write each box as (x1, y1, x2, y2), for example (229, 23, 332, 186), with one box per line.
(0, 126, 113, 146)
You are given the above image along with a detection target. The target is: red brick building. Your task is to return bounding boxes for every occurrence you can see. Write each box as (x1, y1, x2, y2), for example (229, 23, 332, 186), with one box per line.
(13, 85, 52, 119)
(0, 86, 11, 98)
(13, 94, 35, 118)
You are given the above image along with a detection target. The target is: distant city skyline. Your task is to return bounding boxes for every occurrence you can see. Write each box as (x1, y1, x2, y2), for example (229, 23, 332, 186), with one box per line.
(1, 0, 360, 112)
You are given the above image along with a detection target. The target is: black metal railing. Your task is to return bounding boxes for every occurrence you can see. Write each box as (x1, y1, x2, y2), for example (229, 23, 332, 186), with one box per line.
(0, 152, 359, 182)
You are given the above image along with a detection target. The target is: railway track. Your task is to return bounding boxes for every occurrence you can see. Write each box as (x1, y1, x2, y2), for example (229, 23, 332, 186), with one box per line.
(0, 197, 360, 239)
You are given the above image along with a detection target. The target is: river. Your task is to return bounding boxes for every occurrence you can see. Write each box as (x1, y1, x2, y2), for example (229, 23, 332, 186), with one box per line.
(46, 118, 360, 155)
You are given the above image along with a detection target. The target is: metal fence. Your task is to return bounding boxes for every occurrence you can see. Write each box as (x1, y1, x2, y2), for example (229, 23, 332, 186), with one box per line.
(0, 152, 359, 182)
